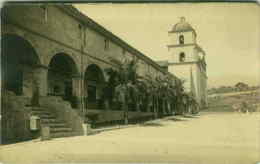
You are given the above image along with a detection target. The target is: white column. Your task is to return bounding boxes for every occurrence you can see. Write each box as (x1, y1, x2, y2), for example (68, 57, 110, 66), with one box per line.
(72, 76, 82, 98)
(72, 75, 84, 111)
(34, 65, 48, 96)
(22, 65, 34, 97)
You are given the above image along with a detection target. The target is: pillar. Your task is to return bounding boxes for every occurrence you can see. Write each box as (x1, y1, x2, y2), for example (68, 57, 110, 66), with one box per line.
(72, 75, 82, 98)
(33, 65, 48, 96)
(22, 65, 34, 97)
(72, 75, 84, 111)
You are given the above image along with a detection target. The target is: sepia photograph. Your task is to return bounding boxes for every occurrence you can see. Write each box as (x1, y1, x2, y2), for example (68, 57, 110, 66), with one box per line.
(0, 1, 260, 164)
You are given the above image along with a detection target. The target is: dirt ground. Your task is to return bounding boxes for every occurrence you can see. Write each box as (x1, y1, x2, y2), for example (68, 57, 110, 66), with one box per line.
(0, 112, 259, 164)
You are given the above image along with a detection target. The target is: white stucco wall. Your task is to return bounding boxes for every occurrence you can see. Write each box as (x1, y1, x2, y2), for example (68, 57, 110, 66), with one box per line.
(168, 64, 191, 92)
(168, 61, 207, 106)
(170, 46, 198, 63)
(168, 31, 196, 45)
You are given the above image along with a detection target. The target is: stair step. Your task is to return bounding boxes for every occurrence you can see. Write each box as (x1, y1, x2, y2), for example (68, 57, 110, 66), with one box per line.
(31, 107, 48, 111)
(31, 112, 54, 117)
(35, 114, 56, 118)
(50, 132, 74, 138)
(47, 123, 68, 128)
(29, 107, 76, 139)
(31, 110, 56, 118)
(40, 115, 56, 119)
(50, 127, 72, 133)
(31, 110, 51, 114)
(41, 118, 59, 123)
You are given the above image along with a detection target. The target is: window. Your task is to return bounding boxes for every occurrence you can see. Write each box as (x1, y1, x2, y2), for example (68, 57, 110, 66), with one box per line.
(53, 85, 60, 95)
(179, 35, 184, 44)
(40, 4, 46, 10)
(148, 65, 151, 73)
(40, 5, 48, 23)
(78, 24, 82, 29)
(179, 52, 185, 62)
(104, 39, 109, 50)
(122, 48, 126, 55)
(83, 29, 86, 45)
(78, 24, 82, 39)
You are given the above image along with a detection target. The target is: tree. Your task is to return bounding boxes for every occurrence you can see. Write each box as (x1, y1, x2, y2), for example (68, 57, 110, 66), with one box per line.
(105, 57, 198, 122)
(235, 82, 249, 91)
(141, 74, 160, 118)
(105, 58, 140, 124)
(104, 67, 119, 109)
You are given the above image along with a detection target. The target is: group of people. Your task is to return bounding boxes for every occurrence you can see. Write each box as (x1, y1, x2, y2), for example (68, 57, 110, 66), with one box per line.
(232, 101, 258, 113)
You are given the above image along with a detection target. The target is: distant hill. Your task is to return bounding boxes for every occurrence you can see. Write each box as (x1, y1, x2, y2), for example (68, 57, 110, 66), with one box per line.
(207, 90, 259, 112)
(208, 83, 259, 95)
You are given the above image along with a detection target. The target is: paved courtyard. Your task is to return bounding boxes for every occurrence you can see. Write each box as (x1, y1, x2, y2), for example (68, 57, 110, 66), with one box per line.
(0, 112, 259, 164)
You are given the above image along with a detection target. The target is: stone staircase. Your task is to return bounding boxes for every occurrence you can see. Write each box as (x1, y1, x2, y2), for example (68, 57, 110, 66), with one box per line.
(31, 107, 75, 139)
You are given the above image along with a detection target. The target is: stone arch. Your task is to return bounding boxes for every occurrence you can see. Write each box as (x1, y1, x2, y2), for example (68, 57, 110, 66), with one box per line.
(83, 61, 110, 82)
(47, 53, 80, 108)
(1, 34, 41, 97)
(84, 64, 106, 109)
(45, 49, 81, 74)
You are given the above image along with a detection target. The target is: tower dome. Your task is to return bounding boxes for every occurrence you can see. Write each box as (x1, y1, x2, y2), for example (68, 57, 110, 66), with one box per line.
(172, 17, 196, 34)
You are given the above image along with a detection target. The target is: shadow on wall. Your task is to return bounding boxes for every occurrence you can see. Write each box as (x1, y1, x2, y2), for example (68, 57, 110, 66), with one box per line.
(165, 117, 187, 122)
(182, 115, 199, 119)
(1, 90, 35, 144)
(140, 122, 164, 127)
(40, 96, 84, 136)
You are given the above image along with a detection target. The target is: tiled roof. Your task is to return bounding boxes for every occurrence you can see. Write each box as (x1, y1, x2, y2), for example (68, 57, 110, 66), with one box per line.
(169, 17, 197, 36)
(58, 5, 172, 76)
(156, 60, 169, 67)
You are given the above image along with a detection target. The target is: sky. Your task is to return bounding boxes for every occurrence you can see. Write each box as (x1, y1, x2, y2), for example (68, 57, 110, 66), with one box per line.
(75, 3, 260, 88)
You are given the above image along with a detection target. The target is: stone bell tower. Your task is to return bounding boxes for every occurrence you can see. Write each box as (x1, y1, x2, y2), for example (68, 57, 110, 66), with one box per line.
(167, 17, 208, 107)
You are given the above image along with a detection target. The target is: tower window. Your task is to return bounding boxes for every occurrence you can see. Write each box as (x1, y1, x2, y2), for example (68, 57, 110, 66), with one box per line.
(179, 52, 185, 62)
(179, 35, 184, 44)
